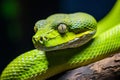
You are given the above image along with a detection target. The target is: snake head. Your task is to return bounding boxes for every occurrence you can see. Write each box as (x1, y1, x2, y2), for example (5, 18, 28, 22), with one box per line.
(32, 12, 97, 51)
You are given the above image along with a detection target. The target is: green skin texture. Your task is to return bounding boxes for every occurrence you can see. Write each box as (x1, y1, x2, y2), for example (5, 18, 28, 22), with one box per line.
(1, 0, 120, 80)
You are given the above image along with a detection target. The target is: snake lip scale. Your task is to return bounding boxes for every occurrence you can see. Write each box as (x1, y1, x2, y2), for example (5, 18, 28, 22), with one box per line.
(34, 30, 96, 51)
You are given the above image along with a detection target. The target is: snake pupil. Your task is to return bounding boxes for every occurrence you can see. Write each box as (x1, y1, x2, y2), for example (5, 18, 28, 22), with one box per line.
(58, 23, 67, 33)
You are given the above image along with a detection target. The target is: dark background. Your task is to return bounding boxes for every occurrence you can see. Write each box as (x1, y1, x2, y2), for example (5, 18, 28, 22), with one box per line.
(0, 0, 116, 75)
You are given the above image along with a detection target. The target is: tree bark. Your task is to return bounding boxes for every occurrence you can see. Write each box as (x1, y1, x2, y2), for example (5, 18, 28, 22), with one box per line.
(57, 53, 120, 80)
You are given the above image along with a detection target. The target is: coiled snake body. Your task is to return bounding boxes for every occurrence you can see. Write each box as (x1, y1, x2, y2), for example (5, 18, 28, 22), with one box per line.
(1, 0, 120, 80)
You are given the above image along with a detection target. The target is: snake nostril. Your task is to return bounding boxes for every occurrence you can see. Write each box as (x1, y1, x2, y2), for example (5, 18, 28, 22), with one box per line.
(40, 37, 43, 41)
(39, 37, 44, 44)
(40, 36, 48, 41)
(39, 36, 48, 44)
(33, 36, 48, 44)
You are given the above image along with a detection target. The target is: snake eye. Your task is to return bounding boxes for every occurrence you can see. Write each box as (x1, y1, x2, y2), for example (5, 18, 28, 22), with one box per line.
(57, 23, 67, 33)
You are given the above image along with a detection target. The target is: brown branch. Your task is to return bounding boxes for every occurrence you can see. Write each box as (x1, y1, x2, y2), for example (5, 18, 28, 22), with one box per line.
(57, 53, 120, 80)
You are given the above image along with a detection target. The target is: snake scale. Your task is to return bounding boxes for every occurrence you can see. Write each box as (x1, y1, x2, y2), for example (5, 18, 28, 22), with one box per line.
(1, 0, 120, 80)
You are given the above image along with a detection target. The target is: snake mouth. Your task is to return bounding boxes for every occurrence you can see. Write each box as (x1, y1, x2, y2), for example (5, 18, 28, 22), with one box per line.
(33, 30, 96, 51)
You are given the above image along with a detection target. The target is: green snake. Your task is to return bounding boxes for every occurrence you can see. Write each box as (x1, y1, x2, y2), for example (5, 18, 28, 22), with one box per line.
(1, 0, 120, 80)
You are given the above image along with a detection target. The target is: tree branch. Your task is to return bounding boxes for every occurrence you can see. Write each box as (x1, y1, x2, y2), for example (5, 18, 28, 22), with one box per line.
(57, 53, 120, 80)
